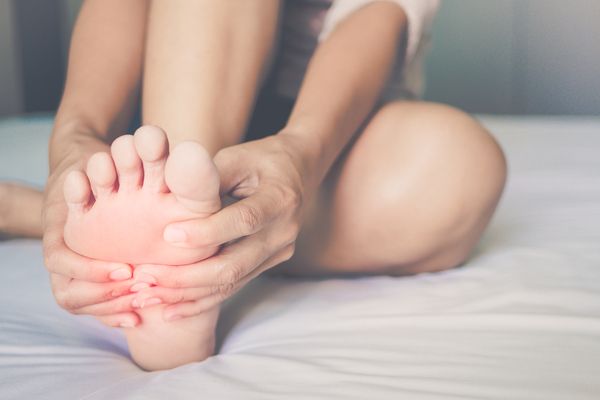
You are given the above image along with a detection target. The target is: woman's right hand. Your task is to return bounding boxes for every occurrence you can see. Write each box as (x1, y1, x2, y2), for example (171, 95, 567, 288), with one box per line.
(42, 130, 140, 328)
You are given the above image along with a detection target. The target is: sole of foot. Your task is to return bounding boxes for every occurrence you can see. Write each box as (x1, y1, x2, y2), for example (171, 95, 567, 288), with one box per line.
(63, 125, 221, 266)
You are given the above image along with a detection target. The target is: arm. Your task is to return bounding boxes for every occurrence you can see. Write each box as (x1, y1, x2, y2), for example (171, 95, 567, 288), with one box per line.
(50, 0, 148, 171)
(283, 1, 408, 190)
(43, 0, 149, 327)
(131, 2, 409, 318)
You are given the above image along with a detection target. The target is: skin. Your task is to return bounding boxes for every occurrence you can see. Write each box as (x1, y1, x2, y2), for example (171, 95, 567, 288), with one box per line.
(0, 183, 43, 238)
(0, 0, 507, 367)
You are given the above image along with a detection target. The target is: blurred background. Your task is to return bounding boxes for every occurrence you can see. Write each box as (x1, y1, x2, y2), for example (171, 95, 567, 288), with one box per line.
(0, 0, 599, 118)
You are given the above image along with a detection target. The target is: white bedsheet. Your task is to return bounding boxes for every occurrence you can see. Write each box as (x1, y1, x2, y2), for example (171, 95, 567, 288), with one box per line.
(0, 115, 599, 399)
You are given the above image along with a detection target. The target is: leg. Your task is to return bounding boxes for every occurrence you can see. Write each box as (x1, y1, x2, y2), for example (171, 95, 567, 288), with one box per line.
(282, 101, 507, 276)
(0, 183, 44, 238)
(111, 0, 277, 370)
(63, 126, 221, 370)
(142, 0, 280, 152)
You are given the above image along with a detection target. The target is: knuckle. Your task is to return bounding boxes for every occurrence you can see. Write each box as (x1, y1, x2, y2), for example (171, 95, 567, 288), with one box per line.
(283, 187, 303, 210)
(56, 290, 76, 310)
(237, 204, 262, 234)
(214, 266, 242, 299)
(217, 262, 243, 287)
(272, 182, 303, 211)
(216, 282, 236, 299)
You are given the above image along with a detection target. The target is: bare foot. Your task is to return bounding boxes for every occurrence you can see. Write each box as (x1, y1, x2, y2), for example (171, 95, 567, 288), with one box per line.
(63, 125, 220, 265)
(0, 182, 43, 239)
(63, 125, 221, 370)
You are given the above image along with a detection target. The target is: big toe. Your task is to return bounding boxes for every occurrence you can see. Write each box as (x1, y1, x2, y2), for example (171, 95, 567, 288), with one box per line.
(134, 125, 169, 193)
(165, 141, 221, 215)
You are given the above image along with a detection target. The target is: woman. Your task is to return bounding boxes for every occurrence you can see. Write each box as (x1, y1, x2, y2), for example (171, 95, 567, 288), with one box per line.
(2, 0, 506, 370)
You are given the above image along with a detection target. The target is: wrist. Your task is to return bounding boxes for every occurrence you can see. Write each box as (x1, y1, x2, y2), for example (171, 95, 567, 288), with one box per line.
(277, 127, 326, 190)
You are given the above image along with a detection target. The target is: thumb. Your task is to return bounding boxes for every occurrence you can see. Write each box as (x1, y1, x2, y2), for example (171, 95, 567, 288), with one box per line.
(213, 147, 253, 196)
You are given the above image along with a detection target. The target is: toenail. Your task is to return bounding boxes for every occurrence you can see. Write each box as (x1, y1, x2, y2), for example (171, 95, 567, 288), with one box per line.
(109, 267, 132, 281)
(135, 273, 157, 285)
(130, 282, 150, 293)
(144, 297, 162, 308)
(164, 226, 187, 243)
(119, 321, 135, 328)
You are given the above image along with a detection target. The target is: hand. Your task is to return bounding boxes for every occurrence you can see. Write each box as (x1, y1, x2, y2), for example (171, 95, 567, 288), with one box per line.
(42, 134, 140, 328)
(132, 133, 317, 320)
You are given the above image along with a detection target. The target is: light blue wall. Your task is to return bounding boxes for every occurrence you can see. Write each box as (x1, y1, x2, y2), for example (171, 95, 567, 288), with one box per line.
(424, 0, 600, 115)
(0, 0, 598, 116)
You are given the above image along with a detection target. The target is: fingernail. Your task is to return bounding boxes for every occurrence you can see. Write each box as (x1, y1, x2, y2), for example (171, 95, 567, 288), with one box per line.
(166, 313, 182, 322)
(131, 298, 141, 308)
(130, 282, 150, 293)
(144, 297, 162, 308)
(109, 266, 132, 281)
(119, 321, 135, 328)
(135, 273, 157, 285)
(164, 226, 187, 243)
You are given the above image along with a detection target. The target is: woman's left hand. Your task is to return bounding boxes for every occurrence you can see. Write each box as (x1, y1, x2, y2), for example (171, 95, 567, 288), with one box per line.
(131, 133, 317, 320)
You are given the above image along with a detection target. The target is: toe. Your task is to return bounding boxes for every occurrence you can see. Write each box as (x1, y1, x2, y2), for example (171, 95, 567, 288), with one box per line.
(64, 170, 92, 212)
(165, 141, 221, 215)
(111, 134, 142, 191)
(87, 152, 118, 198)
(133, 125, 169, 193)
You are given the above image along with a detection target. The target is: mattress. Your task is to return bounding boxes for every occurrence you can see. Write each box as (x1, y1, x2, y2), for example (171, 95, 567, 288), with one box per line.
(0, 115, 599, 399)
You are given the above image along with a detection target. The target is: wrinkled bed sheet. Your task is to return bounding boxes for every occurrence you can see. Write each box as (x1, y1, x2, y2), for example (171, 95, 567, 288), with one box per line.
(0, 115, 599, 399)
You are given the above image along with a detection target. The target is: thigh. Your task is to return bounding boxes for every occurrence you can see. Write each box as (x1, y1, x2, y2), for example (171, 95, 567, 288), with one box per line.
(278, 101, 507, 276)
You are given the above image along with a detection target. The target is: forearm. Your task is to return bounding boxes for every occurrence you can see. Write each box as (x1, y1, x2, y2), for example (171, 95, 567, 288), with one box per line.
(282, 2, 407, 187)
(143, 0, 280, 153)
(51, 0, 148, 171)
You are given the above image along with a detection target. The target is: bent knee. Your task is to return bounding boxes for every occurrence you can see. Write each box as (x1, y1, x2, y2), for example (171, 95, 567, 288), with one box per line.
(372, 101, 507, 181)
(386, 236, 476, 276)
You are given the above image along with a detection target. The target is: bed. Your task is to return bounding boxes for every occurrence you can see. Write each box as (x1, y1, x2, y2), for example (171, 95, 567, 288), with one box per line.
(1, 115, 599, 399)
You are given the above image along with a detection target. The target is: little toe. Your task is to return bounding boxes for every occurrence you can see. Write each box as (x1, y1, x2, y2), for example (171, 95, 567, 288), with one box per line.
(133, 125, 169, 193)
(87, 152, 117, 198)
(111, 134, 142, 191)
(165, 141, 221, 215)
(63, 170, 92, 213)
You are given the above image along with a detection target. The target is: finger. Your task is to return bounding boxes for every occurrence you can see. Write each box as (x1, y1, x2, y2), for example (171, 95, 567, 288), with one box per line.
(72, 293, 138, 316)
(135, 232, 271, 289)
(212, 146, 249, 195)
(96, 312, 141, 329)
(53, 278, 136, 311)
(162, 245, 294, 320)
(131, 286, 214, 309)
(163, 190, 279, 248)
(43, 233, 132, 282)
